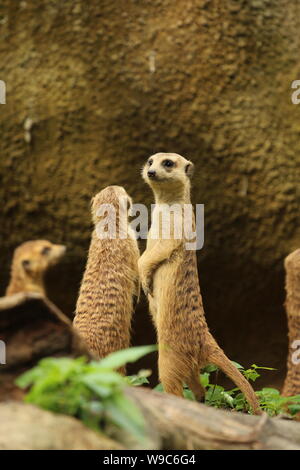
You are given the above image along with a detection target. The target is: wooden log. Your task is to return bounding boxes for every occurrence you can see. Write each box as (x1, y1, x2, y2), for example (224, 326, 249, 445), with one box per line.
(126, 387, 300, 450)
(0, 402, 123, 450)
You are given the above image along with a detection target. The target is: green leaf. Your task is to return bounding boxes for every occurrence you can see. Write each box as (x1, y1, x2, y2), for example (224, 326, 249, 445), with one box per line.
(15, 366, 43, 388)
(105, 393, 145, 440)
(231, 361, 244, 370)
(154, 383, 164, 392)
(126, 375, 150, 386)
(288, 394, 300, 401)
(250, 364, 276, 371)
(243, 369, 260, 382)
(259, 387, 280, 396)
(80, 371, 124, 385)
(205, 384, 226, 407)
(200, 372, 210, 388)
(233, 392, 248, 410)
(98, 345, 157, 370)
(183, 388, 196, 401)
(80, 400, 105, 430)
(288, 404, 300, 416)
(202, 364, 218, 373)
(79, 378, 114, 398)
(221, 391, 234, 407)
(125, 369, 152, 386)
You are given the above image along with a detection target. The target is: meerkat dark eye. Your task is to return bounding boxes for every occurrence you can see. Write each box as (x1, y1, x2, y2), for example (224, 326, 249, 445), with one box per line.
(41, 246, 51, 256)
(162, 159, 174, 168)
(22, 260, 30, 269)
(148, 159, 153, 166)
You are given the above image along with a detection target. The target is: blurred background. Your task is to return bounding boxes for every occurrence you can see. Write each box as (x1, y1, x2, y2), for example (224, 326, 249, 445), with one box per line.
(1, 0, 300, 389)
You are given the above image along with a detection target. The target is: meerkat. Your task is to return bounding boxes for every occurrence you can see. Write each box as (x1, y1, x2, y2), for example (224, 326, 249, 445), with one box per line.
(282, 249, 300, 398)
(6, 240, 66, 297)
(138, 153, 261, 414)
(73, 186, 140, 369)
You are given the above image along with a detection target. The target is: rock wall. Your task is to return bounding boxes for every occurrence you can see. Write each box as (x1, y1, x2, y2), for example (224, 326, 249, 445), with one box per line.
(1, 0, 300, 386)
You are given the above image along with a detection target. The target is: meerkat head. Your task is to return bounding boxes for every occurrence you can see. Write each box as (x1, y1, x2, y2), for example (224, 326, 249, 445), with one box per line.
(91, 185, 133, 226)
(142, 153, 194, 200)
(285, 248, 300, 273)
(12, 240, 66, 283)
(142, 152, 194, 188)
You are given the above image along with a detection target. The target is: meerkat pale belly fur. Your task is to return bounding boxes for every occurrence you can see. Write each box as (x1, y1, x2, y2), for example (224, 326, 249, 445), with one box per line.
(73, 186, 140, 368)
(6, 240, 66, 296)
(139, 153, 261, 414)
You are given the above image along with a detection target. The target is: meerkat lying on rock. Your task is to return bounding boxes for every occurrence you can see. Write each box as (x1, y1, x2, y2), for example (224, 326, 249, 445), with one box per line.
(73, 186, 140, 368)
(6, 240, 66, 296)
(138, 152, 261, 414)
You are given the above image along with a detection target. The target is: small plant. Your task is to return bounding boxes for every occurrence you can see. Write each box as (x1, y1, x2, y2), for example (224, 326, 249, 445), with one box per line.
(17, 347, 300, 434)
(16, 345, 156, 440)
(155, 362, 300, 417)
(126, 369, 152, 386)
(257, 388, 300, 417)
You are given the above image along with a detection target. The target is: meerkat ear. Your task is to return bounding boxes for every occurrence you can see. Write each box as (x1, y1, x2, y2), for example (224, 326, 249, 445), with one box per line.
(127, 196, 133, 216)
(185, 161, 194, 178)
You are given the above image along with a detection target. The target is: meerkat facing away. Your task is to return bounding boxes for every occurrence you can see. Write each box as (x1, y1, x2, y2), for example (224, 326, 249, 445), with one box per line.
(6, 240, 66, 296)
(282, 249, 300, 398)
(73, 186, 140, 369)
(138, 153, 261, 414)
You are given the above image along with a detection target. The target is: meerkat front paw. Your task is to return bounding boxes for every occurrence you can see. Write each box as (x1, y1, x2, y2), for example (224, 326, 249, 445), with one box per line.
(140, 271, 153, 297)
(138, 259, 153, 297)
(144, 281, 153, 297)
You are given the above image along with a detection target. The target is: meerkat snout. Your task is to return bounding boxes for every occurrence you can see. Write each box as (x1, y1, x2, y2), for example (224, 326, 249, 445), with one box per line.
(147, 169, 156, 178)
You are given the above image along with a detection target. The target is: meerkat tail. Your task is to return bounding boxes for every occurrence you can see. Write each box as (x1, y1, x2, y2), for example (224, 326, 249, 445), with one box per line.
(208, 349, 262, 415)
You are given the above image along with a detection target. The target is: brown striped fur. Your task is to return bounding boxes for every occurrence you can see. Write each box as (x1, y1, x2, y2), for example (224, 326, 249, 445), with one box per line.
(282, 249, 300, 401)
(139, 153, 261, 414)
(73, 186, 140, 370)
(6, 240, 66, 296)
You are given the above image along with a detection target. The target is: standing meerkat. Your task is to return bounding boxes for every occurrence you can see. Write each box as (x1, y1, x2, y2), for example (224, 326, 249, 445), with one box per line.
(282, 249, 300, 398)
(73, 186, 140, 367)
(6, 240, 66, 296)
(139, 153, 261, 414)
